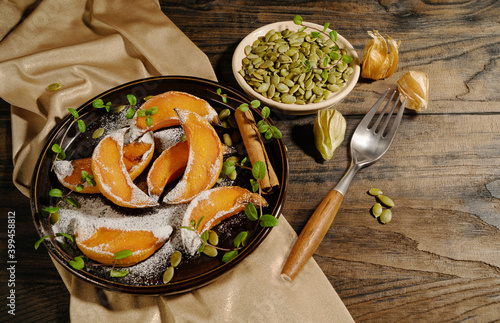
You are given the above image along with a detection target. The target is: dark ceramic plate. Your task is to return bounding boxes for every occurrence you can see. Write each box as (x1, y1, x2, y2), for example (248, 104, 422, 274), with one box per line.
(30, 76, 288, 295)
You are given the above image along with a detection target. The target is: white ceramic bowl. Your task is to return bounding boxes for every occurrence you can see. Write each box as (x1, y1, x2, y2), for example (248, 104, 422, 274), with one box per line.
(232, 21, 360, 115)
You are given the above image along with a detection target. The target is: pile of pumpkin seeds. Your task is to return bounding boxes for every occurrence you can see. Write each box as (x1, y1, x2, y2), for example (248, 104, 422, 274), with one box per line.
(368, 188, 395, 224)
(238, 28, 354, 105)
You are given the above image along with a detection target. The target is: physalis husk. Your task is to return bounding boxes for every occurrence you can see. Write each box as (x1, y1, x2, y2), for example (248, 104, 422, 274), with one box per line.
(314, 109, 346, 161)
(397, 71, 429, 112)
(361, 30, 401, 80)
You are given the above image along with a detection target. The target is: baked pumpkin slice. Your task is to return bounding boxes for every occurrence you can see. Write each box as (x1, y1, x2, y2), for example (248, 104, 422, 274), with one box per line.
(147, 140, 189, 199)
(91, 128, 158, 208)
(162, 109, 223, 204)
(130, 91, 220, 140)
(181, 186, 268, 255)
(54, 133, 154, 194)
(75, 226, 172, 266)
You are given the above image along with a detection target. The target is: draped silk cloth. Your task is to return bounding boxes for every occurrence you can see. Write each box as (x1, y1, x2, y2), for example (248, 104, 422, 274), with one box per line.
(0, 0, 354, 321)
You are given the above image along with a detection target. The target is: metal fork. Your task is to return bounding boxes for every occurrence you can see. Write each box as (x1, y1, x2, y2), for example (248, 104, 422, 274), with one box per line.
(281, 89, 406, 281)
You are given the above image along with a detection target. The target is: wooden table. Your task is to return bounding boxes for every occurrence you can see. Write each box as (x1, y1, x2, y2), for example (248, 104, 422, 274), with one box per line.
(1, 0, 499, 321)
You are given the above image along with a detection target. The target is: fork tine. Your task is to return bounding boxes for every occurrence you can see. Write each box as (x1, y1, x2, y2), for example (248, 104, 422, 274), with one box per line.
(371, 90, 397, 132)
(357, 89, 390, 129)
(384, 97, 407, 139)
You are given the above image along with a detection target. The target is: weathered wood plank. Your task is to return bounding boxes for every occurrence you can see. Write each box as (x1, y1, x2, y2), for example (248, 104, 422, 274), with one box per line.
(1, 0, 500, 321)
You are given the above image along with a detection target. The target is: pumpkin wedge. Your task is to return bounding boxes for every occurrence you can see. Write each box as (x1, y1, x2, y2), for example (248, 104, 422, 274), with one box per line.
(181, 186, 268, 255)
(162, 109, 223, 204)
(91, 128, 158, 208)
(147, 140, 189, 199)
(75, 227, 172, 266)
(54, 133, 154, 194)
(54, 158, 100, 194)
(130, 91, 219, 140)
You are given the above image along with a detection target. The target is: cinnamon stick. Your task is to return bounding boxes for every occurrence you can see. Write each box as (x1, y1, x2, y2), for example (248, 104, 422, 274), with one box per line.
(234, 109, 279, 193)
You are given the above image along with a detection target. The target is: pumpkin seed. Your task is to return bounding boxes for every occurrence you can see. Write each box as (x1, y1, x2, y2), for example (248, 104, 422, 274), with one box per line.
(228, 169, 237, 180)
(47, 82, 62, 91)
(162, 266, 175, 283)
(379, 209, 392, 224)
(226, 156, 239, 164)
(50, 212, 59, 225)
(267, 84, 276, 98)
(208, 230, 219, 246)
(368, 188, 383, 196)
(219, 108, 231, 120)
(111, 105, 126, 113)
(202, 245, 218, 257)
(378, 195, 395, 208)
(282, 94, 296, 104)
(170, 251, 182, 267)
(371, 203, 383, 218)
(92, 128, 105, 139)
(223, 133, 233, 147)
(257, 82, 270, 93)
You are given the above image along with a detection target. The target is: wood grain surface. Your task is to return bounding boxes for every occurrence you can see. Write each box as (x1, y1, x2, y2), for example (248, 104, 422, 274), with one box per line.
(1, 0, 499, 321)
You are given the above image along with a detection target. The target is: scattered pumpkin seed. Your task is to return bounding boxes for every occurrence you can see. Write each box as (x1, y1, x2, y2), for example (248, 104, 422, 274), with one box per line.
(47, 82, 63, 91)
(371, 203, 383, 218)
(111, 105, 126, 113)
(144, 95, 155, 101)
(223, 133, 233, 147)
(368, 188, 383, 196)
(202, 245, 218, 257)
(92, 128, 105, 139)
(379, 209, 392, 224)
(170, 251, 182, 267)
(228, 169, 237, 181)
(219, 108, 231, 120)
(377, 195, 395, 208)
(162, 266, 175, 283)
(50, 212, 59, 225)
(208, 230, 219, 246)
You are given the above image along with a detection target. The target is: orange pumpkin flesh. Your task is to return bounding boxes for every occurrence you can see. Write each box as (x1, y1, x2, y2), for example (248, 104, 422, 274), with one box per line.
(162, 109, 223, 204)
(131, 91, 219, 139)
(147, 140, 189, 198)
(76, 228, 169, 266)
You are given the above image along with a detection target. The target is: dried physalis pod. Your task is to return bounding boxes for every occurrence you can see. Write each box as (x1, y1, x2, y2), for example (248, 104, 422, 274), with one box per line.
(397, 71, 429, 112)
(313, 109, 346, 161)
(361, 30, 401, 80)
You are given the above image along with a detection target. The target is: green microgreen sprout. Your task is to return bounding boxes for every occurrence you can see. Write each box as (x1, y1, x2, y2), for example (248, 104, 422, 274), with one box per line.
(108, 249, 132, 277)
(292, 15, 353, 72)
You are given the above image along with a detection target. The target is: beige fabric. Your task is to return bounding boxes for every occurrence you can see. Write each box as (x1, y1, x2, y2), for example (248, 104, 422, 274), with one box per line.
(56, 218, 353, 322)
(0, 0, 354, 321)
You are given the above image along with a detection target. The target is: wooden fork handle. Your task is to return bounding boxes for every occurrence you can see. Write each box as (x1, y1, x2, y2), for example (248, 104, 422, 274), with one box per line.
(281, 190, 344, 281)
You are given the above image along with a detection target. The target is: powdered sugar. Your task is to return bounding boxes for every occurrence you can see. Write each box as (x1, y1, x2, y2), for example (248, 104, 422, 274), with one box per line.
(53, 160, 74, 178)
(153, 127, 184, 151)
